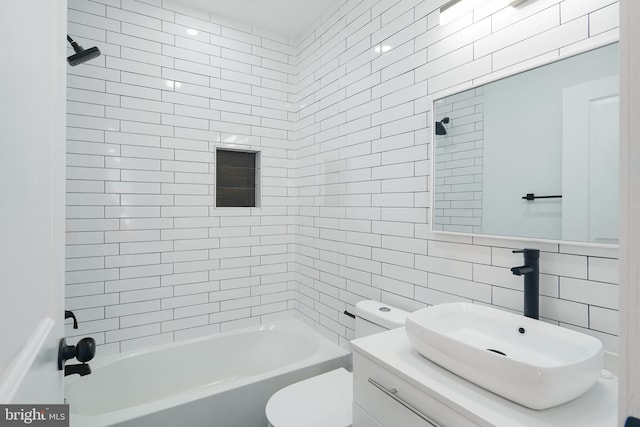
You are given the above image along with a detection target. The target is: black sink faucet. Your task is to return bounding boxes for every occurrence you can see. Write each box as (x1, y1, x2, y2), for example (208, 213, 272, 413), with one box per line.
(511, 249, 540, 320)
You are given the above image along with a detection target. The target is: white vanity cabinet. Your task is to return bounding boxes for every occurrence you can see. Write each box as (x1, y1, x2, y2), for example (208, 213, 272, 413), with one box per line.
(353, 351, 480, 427)
(352, 403, 383, 427)
(351, 328, 618, 427)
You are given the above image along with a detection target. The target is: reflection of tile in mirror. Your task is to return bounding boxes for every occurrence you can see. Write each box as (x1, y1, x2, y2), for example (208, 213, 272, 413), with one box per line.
(432, 43, 619, 244)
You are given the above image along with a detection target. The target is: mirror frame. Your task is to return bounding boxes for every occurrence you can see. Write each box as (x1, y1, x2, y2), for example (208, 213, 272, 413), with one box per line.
(429, 39, 620, 248)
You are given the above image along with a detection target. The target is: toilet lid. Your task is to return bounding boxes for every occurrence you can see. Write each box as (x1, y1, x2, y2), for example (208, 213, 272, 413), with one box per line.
(266, 368, 353, 427)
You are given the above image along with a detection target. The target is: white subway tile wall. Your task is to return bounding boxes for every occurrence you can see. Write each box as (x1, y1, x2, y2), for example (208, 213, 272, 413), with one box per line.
(66, 0, 298, 354)
(293, 0, 619, 351)
(66, 0, 620, 354)
(433, 87, 484, 233)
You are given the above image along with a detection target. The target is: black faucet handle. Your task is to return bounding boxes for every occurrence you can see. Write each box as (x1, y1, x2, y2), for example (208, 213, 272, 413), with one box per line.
(65, 310, 78, 329)
(58, 337, 96, 370)
(512, 248, 540, 258)
(76, 337, 96, 363)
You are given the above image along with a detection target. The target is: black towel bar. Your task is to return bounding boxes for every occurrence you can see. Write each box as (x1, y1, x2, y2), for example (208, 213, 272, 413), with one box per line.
(522, 193, 562, 201)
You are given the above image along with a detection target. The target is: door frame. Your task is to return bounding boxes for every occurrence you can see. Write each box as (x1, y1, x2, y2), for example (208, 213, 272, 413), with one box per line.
(619, 0, 640, 422)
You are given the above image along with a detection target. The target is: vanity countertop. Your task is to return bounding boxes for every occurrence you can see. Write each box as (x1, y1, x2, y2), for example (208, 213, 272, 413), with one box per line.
(351, 328, 617, 427)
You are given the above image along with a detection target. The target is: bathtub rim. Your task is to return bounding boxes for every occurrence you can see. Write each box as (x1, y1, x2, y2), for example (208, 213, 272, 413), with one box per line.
(65, 316, 350, 427)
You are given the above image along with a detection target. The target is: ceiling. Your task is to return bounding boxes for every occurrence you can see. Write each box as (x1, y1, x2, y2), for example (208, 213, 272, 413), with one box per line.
(177, 0, 346, 38)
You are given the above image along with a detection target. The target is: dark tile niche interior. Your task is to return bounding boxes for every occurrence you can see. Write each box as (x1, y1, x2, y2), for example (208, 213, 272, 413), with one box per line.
(216, 149, 256, 207)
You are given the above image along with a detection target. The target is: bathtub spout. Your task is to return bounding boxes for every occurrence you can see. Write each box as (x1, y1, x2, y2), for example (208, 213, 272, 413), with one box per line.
(65, 363, 91, 377)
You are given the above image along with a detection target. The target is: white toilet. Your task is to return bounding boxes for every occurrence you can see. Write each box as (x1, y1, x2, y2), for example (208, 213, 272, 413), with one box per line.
(265, 300, 409, 427)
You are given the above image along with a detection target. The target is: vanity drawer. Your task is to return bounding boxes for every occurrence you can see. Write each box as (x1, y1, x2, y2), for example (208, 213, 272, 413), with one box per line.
(353, 352, 481, 427)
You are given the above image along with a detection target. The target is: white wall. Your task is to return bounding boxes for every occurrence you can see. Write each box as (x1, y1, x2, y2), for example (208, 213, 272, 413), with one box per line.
(65, 0, 622, 356)
(294, 0, 621, 351)
(65, 0, 298, 354)
(0, 0, 66, 402)
(618, 0, 640, 420)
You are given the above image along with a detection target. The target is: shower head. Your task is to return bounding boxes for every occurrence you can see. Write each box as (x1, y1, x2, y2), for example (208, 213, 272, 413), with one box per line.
(435, 117, 450, 135)
(66, 35, 100, 66)
(68, 46, 100, 66)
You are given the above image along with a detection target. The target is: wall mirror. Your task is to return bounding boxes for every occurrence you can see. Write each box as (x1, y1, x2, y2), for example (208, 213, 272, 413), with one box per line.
(432, 43, 619, 245)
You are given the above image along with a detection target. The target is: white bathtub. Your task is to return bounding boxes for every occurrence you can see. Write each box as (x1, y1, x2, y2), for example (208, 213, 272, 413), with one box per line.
(65, 318, 350, 427)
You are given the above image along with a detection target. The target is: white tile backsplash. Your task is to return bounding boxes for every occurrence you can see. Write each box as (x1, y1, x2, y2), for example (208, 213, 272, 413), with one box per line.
(66, 0, 620, 354)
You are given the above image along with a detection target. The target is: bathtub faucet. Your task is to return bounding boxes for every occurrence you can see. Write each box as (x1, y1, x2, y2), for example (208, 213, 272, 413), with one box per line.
(65, 363, 91, 377)
(65, 310, 78, 329)
(58, 337, 96, 376)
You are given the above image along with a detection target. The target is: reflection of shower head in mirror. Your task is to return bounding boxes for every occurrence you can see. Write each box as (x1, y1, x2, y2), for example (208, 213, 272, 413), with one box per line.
(435, 117, 450, 135)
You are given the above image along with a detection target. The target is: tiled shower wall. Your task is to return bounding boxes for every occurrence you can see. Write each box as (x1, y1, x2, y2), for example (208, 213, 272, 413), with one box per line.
(433, 87, 484, 234)
(293, 0, 621, 352)
(65, 0, 299, 354)
(65, 0, 621, 355)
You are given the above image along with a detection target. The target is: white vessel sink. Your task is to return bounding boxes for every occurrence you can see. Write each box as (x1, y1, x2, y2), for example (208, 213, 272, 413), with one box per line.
(405, 303, 604, 410)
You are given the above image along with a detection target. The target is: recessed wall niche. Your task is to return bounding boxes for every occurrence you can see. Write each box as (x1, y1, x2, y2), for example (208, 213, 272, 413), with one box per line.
(215, 149, 261, 208)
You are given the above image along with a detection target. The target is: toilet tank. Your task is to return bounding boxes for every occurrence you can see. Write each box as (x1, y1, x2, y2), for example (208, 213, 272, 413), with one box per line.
(354, 300, 410, 339)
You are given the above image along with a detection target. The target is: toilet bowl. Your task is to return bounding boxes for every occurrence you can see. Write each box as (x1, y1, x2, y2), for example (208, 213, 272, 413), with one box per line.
(265, 300, 410, 427)
(266, 368, 352, 427)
